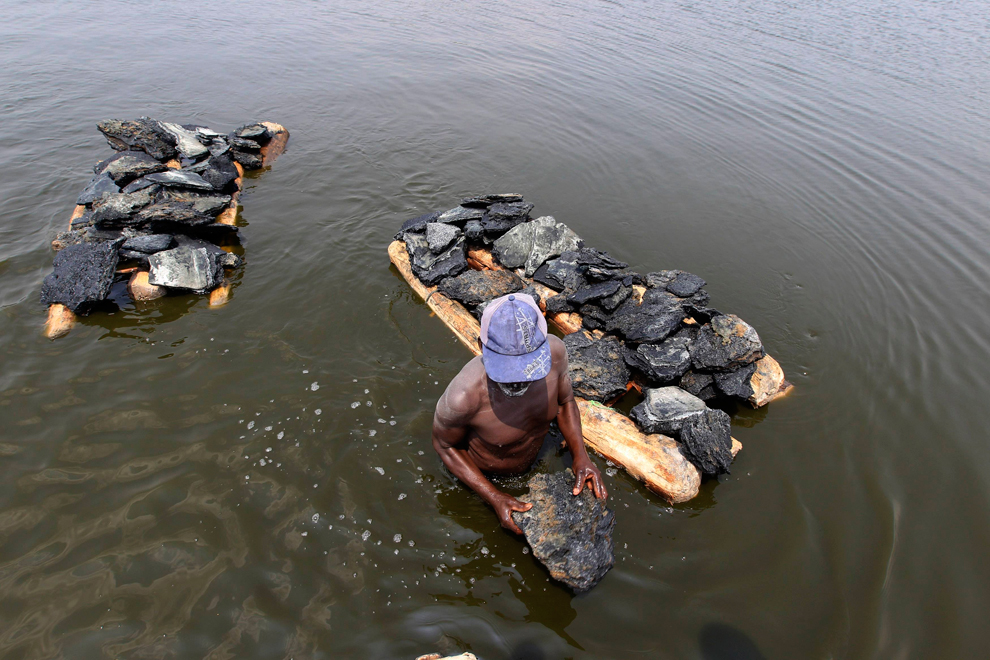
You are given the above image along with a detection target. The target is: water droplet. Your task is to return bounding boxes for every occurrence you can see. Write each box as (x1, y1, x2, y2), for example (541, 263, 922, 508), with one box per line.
(393, 534, 402, 543)
(374, 467, 385, 475)
(277, 432, 284, 440)
(315, 409, 322, 415)
(247, 421, 255, 429)
(311, 382, 320, 391)
(362, 530, 371, 541)
(398, 493, 407, 500)
(350, 402, 360, 409)
(312, 513, 320, 524)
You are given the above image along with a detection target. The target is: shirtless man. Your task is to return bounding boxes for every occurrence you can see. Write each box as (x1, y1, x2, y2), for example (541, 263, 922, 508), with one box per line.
(432, 293, 607, 534)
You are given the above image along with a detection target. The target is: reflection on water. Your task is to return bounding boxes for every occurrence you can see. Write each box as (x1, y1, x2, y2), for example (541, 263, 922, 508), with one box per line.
(1, 0, 990, 657)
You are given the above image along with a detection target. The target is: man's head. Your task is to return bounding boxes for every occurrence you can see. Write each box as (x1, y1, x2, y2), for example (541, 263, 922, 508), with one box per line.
(479, 293, 551, 393)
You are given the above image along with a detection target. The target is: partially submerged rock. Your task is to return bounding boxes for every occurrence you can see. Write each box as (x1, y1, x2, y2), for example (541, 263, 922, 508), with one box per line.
(437, 269, 524, 307)
(629, 386, 707, 436)
(746, 354, 791, 408)
(513, 469, 614, 593)
(690, 313, 765, 372)
(40, 240, 121, 314)
(679, 408, 733, 475)
(623, 336, 692, 384)
(148, 246, 223, 292)
(404, 232, 468, 285)
(492, 215, 582, 276)
(97, 117, 178, 160)
(563, 332, 630, 402)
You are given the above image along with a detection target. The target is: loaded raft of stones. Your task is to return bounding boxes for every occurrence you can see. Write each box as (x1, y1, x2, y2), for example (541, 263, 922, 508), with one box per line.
(40, 117, 289, 339)
(394, 194, 792, 481)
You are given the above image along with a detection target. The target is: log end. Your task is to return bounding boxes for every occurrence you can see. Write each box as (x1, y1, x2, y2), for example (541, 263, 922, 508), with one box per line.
(128, 270, 166, 301)
(208, 282, 232, 307)
(44, 304, 76, 339)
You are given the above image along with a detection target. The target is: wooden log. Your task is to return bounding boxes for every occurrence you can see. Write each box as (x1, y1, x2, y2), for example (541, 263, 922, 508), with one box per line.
(208, 281, 232, 307)
(260, 123, 290, 167)
(44, 304, 76, 339)
(128, 271, 165, 301)
(390, 239, 704, 503)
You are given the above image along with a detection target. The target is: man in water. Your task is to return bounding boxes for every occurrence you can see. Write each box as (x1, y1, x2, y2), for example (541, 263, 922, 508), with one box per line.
(432, 293, 607, 534)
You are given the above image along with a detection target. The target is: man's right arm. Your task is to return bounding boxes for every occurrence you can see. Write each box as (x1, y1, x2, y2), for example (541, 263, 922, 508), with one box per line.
(432, 387, 532, 534)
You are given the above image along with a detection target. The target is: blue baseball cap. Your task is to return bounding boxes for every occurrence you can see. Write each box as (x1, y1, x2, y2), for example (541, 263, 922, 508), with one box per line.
(479, 293, 552, 383)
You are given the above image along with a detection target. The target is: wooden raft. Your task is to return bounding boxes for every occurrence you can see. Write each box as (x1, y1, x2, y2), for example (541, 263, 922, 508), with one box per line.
(389, 239, 727, 503)
(44, 122, 290, 339)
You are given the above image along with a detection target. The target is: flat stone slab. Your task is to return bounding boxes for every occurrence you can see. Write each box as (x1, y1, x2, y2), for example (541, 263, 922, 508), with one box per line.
(492, 215, 582, 276)
(158, 121, 209, 159)
(460, 193, 524, 208)
(404, 233, 468, 285)
(121, 234, 175, 254)
(91, 189, 156, 227)
(97, 117, 178, 161)
(437, 269, 524, 307)
(533, 251, 587, 292)
(77, 173, 121, 205)
(513, 468, 614, 593)
(480, 202, 534, 238)
(143, 170, 214, 191)
(426, 222, 460, 254)
(563, 332, 630, 402)
(629, 386, 707, 436)
(40, 240, 121, 314)
(605, 299, 684, 344)
(436, 205, 485, 225)
(148, 246, 223, 292)
(690, 313, 765, 372)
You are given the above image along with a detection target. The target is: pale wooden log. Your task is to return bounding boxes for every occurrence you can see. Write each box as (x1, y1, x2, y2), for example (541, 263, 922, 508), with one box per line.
(128, 271, 165, 301)
(747, 354, 794, 408)
(209, 281, 232, 307)
(390, 239, 705, 503)
(260, 122, 290, 167)
(44, 304, 76, 339)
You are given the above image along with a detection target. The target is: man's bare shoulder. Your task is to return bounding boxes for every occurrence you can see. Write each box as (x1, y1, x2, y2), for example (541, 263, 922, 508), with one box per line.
(548, 335, 569, 372)
(435, 356, 486, 426)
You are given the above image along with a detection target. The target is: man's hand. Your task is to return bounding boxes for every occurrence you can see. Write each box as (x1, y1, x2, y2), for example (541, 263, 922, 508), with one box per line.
(572, 455, 608, 499)
(492, 493, 533, 535)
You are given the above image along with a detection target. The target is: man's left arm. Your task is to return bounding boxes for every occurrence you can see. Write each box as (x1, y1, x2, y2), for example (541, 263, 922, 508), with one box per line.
(553, 338, 607, 499)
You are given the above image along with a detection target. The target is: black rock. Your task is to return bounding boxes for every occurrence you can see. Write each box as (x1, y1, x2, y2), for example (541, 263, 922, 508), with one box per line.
(584, 265, 628, 282)
(143, 170, 214, 191)
(679, 409, 733, 475)
(231, 149, 263, 170)
(118, 249, 150, 265)
(148, 246, 224, 292)
(464, 219, 484, 241)
(480, 202, 534, 238)
(460, 193, 524, 208)
(91, 190, 156, 227)
(629, 386, 708, 436)
(404, 232, 468, 285)
(437, 269, 524, 307)
(605, 299, 684, 344)
(199, 154, 240, 193)
(77, 173, 120, 205)
(121, 177, 161, 194)
(97, 117, 178, 160)
(714, 362, 758, 399)
(426, 222, 461, 254)
(94, 151, 169, 186)
(689, 314, 765, 372)
(134, 202, 215, 227)
(396, 211, 440, 239)
(545, 294, 576, 315)
(158, 121, 210, 160)
(568, 280, 620, 306)
(436, 206, 485, 226)
(70, 209, 95, 229)
(228, 134, 262, 151)
(598, 284, 631, 312)
(234, 123, 272, 144)
(534, 251, 586, 291)
(519, 285, 542, 308)
(579, 304, 609, 331)
(623, 336, 693, 384)
(512, 469, 614, 593)
(121, 234, 174, 254)
(40, 240, 122, 314)
(679, 370, 718, 401)
(158, 190, 232, 217)
(51, 226, 117, 252)
(684, 302, 722, 325)
(575, 248, 627, 270)
(666, 271, 706, 297)
(491, 215, 582, 276)
(563, 333, 630, 402)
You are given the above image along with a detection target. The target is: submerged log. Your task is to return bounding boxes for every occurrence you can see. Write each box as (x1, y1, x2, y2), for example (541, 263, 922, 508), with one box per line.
(44, 303, 76, 339)
(390, 239, 707, 503)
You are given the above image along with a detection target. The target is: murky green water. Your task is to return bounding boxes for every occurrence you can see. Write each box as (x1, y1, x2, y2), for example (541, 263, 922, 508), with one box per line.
(2, 1, 990, 657)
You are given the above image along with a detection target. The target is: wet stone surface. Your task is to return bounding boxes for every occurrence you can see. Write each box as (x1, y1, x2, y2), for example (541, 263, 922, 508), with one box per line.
(629, 386, 708, 436)
(513, 468, 615, 593)
(40, 240, 122, 314)
(679, 408, 734, 475)
(144, 170, 214, 191)
(148, 246, 223, 292)
(623, 336, 693, 384)
(690, 314, 765, 372)
(437, 269, 524, 307)
(563, 332, 630, 402)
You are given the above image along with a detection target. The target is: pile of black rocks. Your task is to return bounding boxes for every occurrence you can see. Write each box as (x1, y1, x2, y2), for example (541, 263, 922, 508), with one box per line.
(41, 117, 279, 315)
(399, 195, 780, 477)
